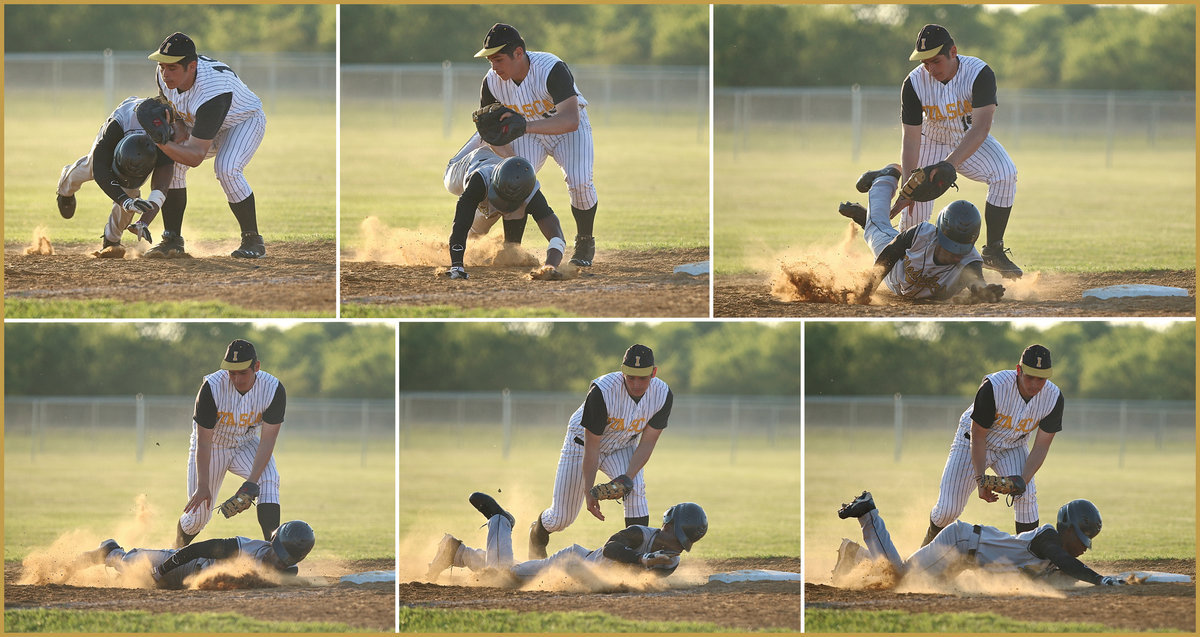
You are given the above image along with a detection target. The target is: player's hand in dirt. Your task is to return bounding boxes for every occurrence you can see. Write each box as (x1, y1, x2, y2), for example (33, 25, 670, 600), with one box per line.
(586, 492, 605, 521)
(184, 485, 212, 513)
(1099, 576, 1128, 586)
(640, 550, 679, 567)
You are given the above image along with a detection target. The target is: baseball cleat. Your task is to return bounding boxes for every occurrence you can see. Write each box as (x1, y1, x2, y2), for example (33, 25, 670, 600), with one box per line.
(144, 231, 187, 259)
(426, 534, 462, 581)
(528, 517, 550, 560)
(447, 266, 469, 280)
(231, 232, 266, 258)
(838, 491, 876, 519)
(981, 241, 1024, 279)
(855, 164, 902, 193)
(468, 492, 515, 527)
(838, 202, 867, 229)
(82, 539, 122, 566)
(57, 194, 77, 219)
(569, 235, 595, 266)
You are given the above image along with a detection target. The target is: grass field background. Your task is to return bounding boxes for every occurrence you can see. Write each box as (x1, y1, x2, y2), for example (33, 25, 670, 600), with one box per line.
(806, 426, 1196, 570)
(341, 100, 709, 257)
(4, 432, 394, 562)
(398, 423, 800, 566)
(5, 91, 335, 247)
(714, 125, 1196, 275)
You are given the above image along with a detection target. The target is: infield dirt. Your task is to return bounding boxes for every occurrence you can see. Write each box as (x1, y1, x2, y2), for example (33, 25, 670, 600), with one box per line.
(400, 556, 800, 632)
(807, 558, 1194, 632)
(4, 239, 336, 316)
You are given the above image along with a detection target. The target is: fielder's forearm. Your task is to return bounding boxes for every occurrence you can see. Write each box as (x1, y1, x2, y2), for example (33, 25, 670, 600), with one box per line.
(158, 136, 211, 168)
(582, 435, 602, 489)
(946, 105, 995, 168)
(624, 427, 664, 479)
(900, 124, 922, 177)
(970, 421, 990, 479)
(525, 97, 580, 135)
(1022, 431, 1055, 483)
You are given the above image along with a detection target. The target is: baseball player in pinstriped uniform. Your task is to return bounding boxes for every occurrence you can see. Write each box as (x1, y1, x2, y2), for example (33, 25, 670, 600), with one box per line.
(57, 96, 178, 258)
(147, 32, 268, 259)
(176, 339, 287, 549)
(922, 345, 1064, 547)
(81, 520, 314, 587)
(528, 344, 673, 559)
(474, 23, 599, 267)
(443, 133, 567, 280)
(897, 24, 1024, 279)
(840, 165, 1002, 303)
(428, 492, 705, 584)
(836, 492, 1126, 587)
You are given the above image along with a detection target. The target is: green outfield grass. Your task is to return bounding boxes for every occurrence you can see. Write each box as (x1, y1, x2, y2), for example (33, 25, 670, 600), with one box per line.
(806, 426, 1196, 565)
(806, 609, 1120, 633)
(400, 424, 800, 560)
(397, 607, 780, 633)
(4, 434, 394, 562)
(341, 101, 709, 256)
(714, 125, 1195, 274)
(4, 609, 369, 633)
(5, 92, 335, 247)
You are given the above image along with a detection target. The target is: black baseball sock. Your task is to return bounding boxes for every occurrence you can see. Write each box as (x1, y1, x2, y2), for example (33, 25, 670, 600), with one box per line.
(571, 204, 597, 237)
(257, 503, 281, 540)
(162, 188, 187, 235)
(984, 203, 1012, 246)
(625, 516, 650, 528)
(175, 520, 197, 548)
(503, 215, 527, 244)
(1015, 519, 1039, 534)
(229, 193, 259, 235)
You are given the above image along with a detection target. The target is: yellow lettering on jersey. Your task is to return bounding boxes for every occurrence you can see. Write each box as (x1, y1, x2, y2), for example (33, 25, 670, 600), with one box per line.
(216, 411, 262, 428)
(510, 99, 557, 121)
(607, 416, 625, 431)
(902, 259, 945, 297)
(1015, 417, 1038, 433)
(923, 101, 971, 124)
(629, 418, 646, 433)
(993, 413, 1013, 430)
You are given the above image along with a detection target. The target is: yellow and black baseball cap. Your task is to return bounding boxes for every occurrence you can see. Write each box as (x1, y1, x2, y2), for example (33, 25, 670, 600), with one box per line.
(475, 23, 525, 58)
(909, 24, 953, 62)
(148, 32, 197, 64)
(221, 339, 258, 371)
(621, 344, 655, 377)
(1019, 344, 1052, 379)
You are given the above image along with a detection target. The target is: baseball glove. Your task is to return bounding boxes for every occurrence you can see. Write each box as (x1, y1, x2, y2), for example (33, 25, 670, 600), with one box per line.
(473, 103, 527, 146)
(218, 481, 259, 518)
(590, 474, 634, 501)
(898, 160, 958, 203)
(977, 474, 1026, 496)
(136, 96, 178, 145)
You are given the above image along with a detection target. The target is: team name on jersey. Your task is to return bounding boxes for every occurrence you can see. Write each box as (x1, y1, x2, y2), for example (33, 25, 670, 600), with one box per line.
(901, 258, 946, 296)
(924, 100, 973, 128)
(607, 416, 647, 433)
(989, 411, 1040, 434)
(503, 98, 558, 120)
(216, 410, 263, 428)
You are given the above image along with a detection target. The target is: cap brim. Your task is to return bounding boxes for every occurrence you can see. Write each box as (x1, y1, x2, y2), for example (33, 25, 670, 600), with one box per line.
(474, 44, 506, 58)
(221, 359, 255, 371)
(620, 365, 654, 377)
(1021, 364, 1052, 379)
(149, 51, 186, 63)
(909, 43, 949, 62)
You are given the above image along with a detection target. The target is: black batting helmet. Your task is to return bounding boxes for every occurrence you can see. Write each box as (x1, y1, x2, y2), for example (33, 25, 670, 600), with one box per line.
(663, 502, 707, 551)
(271, 520, 315, 567)
(112, 133, 158, 189)
(934, 200, 981, 256)
(486, 157, 536, 213)
(1056, 499, 1102, 549)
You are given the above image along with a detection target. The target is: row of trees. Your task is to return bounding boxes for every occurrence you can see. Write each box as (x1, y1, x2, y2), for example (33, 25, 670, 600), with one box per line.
(5, 6, 335, 54)
(715, 4, 1194, 90)
(806, 321, 1195, 401)
(4, 323, 393, 399)
(399, 322, 802, 396)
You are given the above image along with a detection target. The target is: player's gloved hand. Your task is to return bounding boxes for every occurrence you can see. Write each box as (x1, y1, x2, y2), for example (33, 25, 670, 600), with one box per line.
(639, 550, 679, 568)
(127, 221, 153, 243)
(1098, 576, 1126, 586)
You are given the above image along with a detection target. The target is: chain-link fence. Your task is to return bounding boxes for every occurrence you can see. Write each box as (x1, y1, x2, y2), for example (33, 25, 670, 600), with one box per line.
(343, 62, 708, 139)
(5, 396, 393, 465)
(716, 85, 1195, 163)
(5, 51, 335, 115)
(401, 391, 799, 459)
(808, 395, 1195, 464)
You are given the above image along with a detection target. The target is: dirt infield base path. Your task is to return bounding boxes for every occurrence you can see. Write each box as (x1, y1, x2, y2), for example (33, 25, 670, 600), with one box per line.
(716, 269, 1195, 317)
(4, 559, 394, 631)
(399, 557, 800, 632)
(342, 247, 710, 317)
(807, 558, 1194, 632)
(4, 240, 336, 316)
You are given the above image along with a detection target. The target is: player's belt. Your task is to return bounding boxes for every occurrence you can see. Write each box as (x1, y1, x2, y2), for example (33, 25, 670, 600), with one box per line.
(967, 524, 983, 558)
(573, 436, 584, 446)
